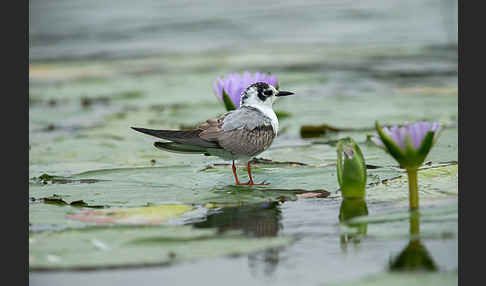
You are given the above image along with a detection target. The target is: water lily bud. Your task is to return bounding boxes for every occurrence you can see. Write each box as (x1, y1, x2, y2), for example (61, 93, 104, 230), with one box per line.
(336, 137, 367, 199)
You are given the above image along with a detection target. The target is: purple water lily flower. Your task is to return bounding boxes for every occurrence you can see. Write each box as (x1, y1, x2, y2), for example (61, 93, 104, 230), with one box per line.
(373, 121, 442, 210)
(213, 71, 278, 109)
(372, 121, 441, 152)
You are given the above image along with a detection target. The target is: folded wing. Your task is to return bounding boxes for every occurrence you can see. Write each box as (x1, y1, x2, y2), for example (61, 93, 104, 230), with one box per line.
(132, 107, 275, 157)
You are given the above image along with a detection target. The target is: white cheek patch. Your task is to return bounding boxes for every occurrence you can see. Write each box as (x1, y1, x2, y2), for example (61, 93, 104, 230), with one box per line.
(239, 85, 279, 136)
(240, 87, 258, 106)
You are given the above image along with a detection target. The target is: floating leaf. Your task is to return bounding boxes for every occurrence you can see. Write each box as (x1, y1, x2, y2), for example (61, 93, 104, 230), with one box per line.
(300, 124, 342, 138)
(29, 226, 293, 270)
(67, 204, 195, 225)
(31, 195, 104, 209)
(31, 173, 103, 185)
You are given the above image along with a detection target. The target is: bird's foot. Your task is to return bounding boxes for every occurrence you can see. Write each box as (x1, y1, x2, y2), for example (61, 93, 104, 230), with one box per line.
(237, 180, 268, 186)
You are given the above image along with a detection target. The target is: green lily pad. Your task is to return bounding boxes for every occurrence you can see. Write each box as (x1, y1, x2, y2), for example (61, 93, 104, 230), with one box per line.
(29, 225, 293, 270)
(29, 204, 91, 232)
(29, 48, 457, 283)
(364, 164, 458, 206)
(29, 164, 400, 208)
(67, 204, 195, 225)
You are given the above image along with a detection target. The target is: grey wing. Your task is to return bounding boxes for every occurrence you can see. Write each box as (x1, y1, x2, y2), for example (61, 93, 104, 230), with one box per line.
(132, 110, 235, 149)
(198, 112, 231, 141)
(217, 125, 275, 157)
(133, 109, 276, 158)
(199, 107, 276, 156)
(221, 106, 273, 131)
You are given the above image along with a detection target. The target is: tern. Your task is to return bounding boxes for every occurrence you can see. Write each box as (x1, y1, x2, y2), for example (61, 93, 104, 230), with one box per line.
(132, 82, 294, 185)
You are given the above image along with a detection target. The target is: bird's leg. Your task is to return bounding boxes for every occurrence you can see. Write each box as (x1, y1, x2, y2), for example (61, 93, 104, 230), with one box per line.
(246, 161, 266, 186)
(232, 160, 249, 185)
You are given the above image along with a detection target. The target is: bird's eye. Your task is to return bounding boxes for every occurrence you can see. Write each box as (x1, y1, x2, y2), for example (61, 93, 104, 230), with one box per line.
(264, 90, 273, 96)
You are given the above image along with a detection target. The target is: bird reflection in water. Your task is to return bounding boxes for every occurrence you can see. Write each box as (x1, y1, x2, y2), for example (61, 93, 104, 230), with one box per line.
(193, 201, 282, 276)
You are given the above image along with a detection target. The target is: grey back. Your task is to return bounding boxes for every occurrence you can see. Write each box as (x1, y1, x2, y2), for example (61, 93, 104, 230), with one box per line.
(222, 106, 273, 131)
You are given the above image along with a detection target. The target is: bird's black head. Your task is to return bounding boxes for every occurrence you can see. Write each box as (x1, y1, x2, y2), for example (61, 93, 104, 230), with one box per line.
(240, 82, 294, 107)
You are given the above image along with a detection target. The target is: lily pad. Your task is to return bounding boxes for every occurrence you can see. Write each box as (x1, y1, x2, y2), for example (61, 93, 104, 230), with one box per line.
(29, 164, 399, 208)
(364, 164, 458, 206)
(67, 204, 195, 225)
(29, 43, 457, 285)
(29, 226, 293, 270)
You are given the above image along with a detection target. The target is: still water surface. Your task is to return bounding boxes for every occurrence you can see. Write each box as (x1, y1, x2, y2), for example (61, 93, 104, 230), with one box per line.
(29, 0, 457, 285)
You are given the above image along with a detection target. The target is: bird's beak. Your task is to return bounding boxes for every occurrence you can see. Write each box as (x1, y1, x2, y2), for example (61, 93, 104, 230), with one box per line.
(276, 91, 294, 97)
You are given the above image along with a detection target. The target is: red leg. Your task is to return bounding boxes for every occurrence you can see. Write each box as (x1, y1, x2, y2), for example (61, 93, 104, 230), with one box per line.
(246, 162, 266, 186)
(232, 160, 249, 185)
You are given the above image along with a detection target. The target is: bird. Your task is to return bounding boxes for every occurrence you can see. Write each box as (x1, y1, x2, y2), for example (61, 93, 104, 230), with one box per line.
(131, 82, 294, 186)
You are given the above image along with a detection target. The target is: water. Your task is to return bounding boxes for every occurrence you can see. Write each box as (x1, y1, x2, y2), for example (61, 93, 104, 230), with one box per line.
(30, 198, 458, 286)
(29, 0, 457, 62)
(29, 0, 458, 285)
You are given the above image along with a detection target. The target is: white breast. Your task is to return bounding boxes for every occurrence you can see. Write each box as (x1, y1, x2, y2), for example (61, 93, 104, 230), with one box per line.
(246, 103, 279, 136)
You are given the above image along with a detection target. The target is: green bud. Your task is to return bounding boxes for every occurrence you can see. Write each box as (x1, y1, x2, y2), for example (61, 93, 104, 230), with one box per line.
(336, 137, 367, 199)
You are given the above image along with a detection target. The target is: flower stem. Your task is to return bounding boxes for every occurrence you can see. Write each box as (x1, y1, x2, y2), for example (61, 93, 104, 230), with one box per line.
(410, 210, 420, 236)
(407, 168, 419, 210)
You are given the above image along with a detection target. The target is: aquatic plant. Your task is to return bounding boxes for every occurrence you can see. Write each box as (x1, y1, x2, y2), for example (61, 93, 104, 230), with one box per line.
(373, 121, 442, 210)
(336, 137, 367, 199)
(213, 71, 278, 110)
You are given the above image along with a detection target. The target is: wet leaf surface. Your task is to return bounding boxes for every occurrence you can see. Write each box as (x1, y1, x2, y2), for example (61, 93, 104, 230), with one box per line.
(29, 226, 293, 270)
(67, 204, 196, 225)
(29, 30, 457, 284)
